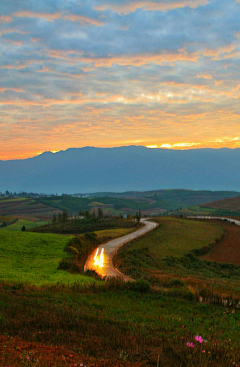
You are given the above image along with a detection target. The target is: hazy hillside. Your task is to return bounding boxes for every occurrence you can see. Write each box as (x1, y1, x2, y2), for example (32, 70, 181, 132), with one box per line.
(1, 146, 240, 193)
(201, 196, 240, 211)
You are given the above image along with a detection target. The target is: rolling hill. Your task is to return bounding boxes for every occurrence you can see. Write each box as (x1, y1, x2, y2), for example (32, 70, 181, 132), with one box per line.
(201, 196, 240, 212)
(1, 146, 240, 193)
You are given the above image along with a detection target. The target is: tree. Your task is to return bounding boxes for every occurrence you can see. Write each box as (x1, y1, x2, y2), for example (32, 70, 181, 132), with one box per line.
(58, 212, 63, 223)
(84, 232, 98, 245)
(84, 210, 90, 219)
(63, 210, 68, 222)
(98, 207, 103, 219)
(135, 209, 142, 224)
(52, 213, 57, 225)
(21, 225, 26, 231)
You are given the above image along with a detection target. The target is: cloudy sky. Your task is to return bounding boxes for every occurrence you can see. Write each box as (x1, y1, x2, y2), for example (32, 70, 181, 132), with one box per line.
(0, 0, 240, 160)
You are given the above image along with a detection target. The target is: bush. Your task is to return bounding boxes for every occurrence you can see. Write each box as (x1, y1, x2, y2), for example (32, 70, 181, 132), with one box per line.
(84, 269, 102, 280)
(130, 280, 150, 293)
(169, 279, 184, 287)
(58, 258, 81, 273)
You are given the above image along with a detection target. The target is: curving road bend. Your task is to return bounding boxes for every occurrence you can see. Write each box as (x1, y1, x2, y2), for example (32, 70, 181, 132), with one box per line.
(84, 218, 158, 280)
(187, 216, 240, 226)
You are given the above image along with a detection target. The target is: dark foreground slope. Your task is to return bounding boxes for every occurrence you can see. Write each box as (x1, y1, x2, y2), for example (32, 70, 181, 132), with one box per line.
(1, 146, 240, 193)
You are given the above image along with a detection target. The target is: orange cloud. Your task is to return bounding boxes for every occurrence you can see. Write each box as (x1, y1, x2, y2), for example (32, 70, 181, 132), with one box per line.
(0, 88, 23, 93)
(94, 0, 209, 14)
(12, 11, 104, 26)
(79, 50, 199, 67)
(0, 28, 28, 36)
(31, 37, 41, 42)
(203, 44, 237, 59)
(0, 15, 12, 23)
(196, 74, 213, 79)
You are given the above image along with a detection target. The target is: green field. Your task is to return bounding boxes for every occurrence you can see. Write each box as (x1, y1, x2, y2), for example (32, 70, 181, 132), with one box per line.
(118, 217, 223, 260)
(4, 219, 48, 231)
(0, 230, 95, 286)
(114, 217, 240, 297)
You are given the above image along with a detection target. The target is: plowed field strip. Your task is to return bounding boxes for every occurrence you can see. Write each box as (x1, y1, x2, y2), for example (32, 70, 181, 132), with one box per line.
(201, 220, 240, 265)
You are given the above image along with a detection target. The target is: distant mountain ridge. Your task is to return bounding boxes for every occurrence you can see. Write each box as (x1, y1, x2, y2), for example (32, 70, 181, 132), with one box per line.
(1, 146, 240, 193)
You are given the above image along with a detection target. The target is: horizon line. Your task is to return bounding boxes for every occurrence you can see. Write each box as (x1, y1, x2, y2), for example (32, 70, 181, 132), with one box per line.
(1, 145, 240, 162)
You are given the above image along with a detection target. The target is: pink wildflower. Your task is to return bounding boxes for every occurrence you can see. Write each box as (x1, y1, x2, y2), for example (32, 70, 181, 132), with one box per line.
(186, 342, 195, 348)
(195, 335, 204, 343)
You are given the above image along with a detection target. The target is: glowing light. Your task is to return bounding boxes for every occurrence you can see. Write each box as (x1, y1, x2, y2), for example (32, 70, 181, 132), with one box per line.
(51, 150, 60, 153)
(160, 142, 200, 149)
(147, 145, 158, 148)
(160, 144, 171, 148)
(94, 247, 104, 268)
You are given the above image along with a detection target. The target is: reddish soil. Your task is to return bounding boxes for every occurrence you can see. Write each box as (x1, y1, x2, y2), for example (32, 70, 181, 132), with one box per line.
(0, 335, 141, 367)
(0, 199, 61, 219)
(201, 220, 240, 265)
(201, 196, 240, 210)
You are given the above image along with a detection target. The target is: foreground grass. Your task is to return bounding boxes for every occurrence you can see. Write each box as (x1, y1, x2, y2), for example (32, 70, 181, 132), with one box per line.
(0, 283, 239, 366)
(0, 230, 95, 286)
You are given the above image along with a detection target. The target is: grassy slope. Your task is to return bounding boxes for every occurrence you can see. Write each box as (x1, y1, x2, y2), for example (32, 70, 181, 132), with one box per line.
(0, 230, 95, 286)
(120, 217, 223, 259)
(114, 217, 240, 296)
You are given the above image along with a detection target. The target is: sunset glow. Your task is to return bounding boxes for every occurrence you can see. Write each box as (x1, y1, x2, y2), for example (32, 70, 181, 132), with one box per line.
(0, 0, 240, 160)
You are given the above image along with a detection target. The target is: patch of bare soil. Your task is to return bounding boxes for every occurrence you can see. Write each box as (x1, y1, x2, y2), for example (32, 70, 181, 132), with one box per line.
(201, 221, 240, 265)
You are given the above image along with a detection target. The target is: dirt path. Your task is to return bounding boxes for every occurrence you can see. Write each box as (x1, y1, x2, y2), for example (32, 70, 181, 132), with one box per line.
(84, 219, 158, 280)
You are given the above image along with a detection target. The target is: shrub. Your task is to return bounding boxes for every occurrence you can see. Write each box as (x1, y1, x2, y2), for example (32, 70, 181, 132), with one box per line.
(169, 279, 184, 287)
(84, 269, 102, 280)
(130, 280, 150, 293)
(58, 258, 81, 273)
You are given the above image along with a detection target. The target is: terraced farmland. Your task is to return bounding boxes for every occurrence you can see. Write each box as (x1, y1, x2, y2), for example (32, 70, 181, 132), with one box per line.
(0, 198, 61, 220)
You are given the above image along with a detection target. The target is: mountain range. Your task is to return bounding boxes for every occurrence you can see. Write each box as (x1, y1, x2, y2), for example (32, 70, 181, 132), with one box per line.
(1, 146, 240, 194)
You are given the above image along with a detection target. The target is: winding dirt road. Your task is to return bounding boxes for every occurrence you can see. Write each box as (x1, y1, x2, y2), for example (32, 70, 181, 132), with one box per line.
(84, 219, 158, 280)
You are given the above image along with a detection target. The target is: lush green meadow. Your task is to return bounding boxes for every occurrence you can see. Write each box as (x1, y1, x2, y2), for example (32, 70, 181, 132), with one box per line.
(0, 229, 94, 286)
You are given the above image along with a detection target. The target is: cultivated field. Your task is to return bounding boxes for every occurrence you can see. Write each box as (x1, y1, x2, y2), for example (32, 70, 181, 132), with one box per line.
(201, 219, 240, 265)
(0, 197, 61, 220)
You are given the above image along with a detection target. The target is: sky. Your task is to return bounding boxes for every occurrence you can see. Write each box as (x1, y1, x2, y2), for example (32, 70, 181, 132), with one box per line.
(0, 0, 240, 160)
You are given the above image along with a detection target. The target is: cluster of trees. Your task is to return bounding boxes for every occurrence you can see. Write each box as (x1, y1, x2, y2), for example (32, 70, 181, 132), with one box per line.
(52, 207, 104, 225)
(0, 190, 57, 198)
(52, 210, 69, 224)
(52, 207, 142, 226)
(79, 207, 103, 219)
